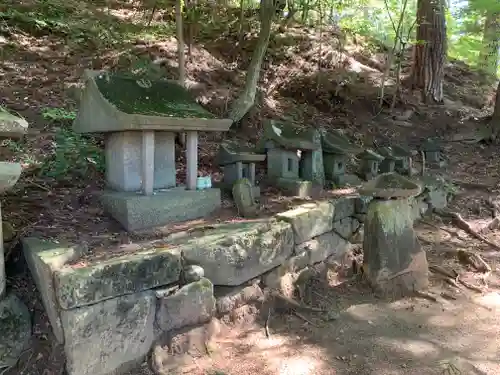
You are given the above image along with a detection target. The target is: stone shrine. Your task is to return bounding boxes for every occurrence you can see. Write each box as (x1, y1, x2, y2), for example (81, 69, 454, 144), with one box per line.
(321, 129, 362, 187)
(257, 120, 321, 197)
(73, 70, 232, 231)
(215, 141, 265, 197)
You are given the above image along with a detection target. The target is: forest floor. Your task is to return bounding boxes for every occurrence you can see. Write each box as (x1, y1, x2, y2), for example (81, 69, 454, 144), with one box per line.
(1, 0, 500, 374)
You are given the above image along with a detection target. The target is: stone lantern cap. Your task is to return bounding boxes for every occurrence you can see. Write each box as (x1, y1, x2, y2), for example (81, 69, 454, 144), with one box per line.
(358, 149, 384, 161)
(420, 138, 441, 152)
(377, 146, 404, 161)
(358, 172, 422, 199)
(321, 129, 362, 155)
(73, 70, 232, 134)
(259, 120, 318, 151)
(215, 141, 266, 166)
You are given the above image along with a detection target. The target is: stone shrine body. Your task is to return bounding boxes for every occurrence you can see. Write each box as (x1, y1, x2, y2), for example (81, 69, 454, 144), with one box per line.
(73, 70, 232, 231)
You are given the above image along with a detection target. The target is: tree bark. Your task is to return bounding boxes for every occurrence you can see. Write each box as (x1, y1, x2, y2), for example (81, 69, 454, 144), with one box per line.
(175, 0, 186, 86)
(478, 10, 499, 78)
(411, 0, 447, 103)
(491, 81, 500, 130)
(228, 0, 275, 125)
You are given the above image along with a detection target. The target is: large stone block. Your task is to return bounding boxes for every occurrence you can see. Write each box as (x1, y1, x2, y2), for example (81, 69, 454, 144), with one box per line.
(180, 220, 294, 286)
(276, 201, 334, 244)
(331, 196, 356, 221)
(295, 231, 351, 265)
(363, 199, 429, 296)
(0, 294, 31, 368)
(61, 291, 155, 375)
(54, 247, 181, 309)
(105, 131, 176, 192)
(22, 238, 87, 343)
(155, 278, 215, 332)
(333, 217, 360, 239)
(100, 187, 221, 231)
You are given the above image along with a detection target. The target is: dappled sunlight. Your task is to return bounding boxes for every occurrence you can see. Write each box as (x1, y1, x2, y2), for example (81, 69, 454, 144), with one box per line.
(375, 337, 441, 359)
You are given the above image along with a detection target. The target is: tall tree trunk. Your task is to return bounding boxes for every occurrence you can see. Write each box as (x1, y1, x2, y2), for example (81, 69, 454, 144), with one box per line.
(478, 10, 499, 78)
(176, 0, 186, 86)
(491, 81, 500, 132)
(411, 0, 447, 103)
(228, 0, 275, 125)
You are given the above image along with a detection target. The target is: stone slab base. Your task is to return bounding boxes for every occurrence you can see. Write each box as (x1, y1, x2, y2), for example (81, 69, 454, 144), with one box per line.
(275, 178, 313, 198)
(100, 187, 221, 231)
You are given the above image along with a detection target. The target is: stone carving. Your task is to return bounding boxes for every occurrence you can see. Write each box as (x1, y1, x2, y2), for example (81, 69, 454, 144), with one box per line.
(360, 172, 428, 296)
(321, 129, 362, 187)
(215, 141, 265, 198)
(258, 120, 320, 197)
(358, 149, 384, 180)
(232, 178, 258, 218)
(0, 111, 31, 370)
(378, 147, 403, 173)
(391, 144, 413, 175)
(73, 70, 232, 231)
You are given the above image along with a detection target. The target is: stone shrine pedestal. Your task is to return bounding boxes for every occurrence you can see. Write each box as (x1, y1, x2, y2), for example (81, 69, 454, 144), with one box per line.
(360, 173, 429, 297)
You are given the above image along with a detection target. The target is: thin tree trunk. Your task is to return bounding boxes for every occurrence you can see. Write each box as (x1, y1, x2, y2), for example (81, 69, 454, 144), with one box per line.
(492, 80, 500, 128)
(478, 10, 499, 78)
(228, 0, 275, 125)
(411, 0, 447, 103)
(176, 0, 186, 86)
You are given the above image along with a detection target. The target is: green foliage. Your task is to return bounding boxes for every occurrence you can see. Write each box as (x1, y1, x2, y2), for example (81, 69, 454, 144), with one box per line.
(40, 128, 104, 180)
(42, 108, 77, 122)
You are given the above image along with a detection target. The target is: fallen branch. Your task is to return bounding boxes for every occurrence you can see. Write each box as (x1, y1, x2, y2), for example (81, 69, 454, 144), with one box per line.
(457, 250, 491, 273)
(292, 311, 319, 327)
(271, 290, 328, 313)
(456, 277, 483, 293)
(433, 208, 500, 251)
(414, 290, 438, 302)
(429, 265, 457, 279)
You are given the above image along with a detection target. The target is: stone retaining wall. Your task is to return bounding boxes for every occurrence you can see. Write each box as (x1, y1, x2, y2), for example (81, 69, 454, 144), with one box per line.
(21, 177, 451, 375)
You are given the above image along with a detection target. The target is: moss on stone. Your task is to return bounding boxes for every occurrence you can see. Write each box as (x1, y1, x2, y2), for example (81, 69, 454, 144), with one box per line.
(366, 199, 411, 235)
(95, 73, 215, 119)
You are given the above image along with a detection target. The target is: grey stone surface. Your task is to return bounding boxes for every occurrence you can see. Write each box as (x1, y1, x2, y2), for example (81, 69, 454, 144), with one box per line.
(363, 199, 429, 296)
(61, 291, 155, 375)
(182, 265, 204, 284)
(0, 110, 28, 138)
(275, 177, 312, 198)
(215, 283, 264, 315)
(333, 217, 360, 239)
(155, 278, 215, 332)
(410, 196, 429, 221)
(105, 131, 177, 192)
(343, 173, 363, 187)
(22, 238, 87, 343)
(0, 163, 22, 194)
(427, 189, 449, 210)
(0, 293, 31, 368)
(276, 201, 334, 244)
(232, 178, 258, 218)
(355, 196, 372, 214)
(181, 220, 294, 286)
(54, 246, 181, 309)
(332, 196, 356, 221)
(100, 187, 221, 231)
(295, 231, 351, 265)
(299, 129, 325, 186)
(267, 148, 300, 180)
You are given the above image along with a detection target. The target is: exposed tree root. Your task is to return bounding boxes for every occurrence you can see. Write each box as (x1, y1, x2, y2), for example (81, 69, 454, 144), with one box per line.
(457, 249, 491, 273)
(433, 208, 500, 251)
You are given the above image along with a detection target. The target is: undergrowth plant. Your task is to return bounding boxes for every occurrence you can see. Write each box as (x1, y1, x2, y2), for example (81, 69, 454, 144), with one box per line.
(40, 107, 104, 180)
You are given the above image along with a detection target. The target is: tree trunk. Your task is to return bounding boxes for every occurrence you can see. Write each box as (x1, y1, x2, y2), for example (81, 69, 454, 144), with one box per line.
(228, 0, 274, 125)
(411, 0, 447, 103)
(478, 10, 499, 78)
(176, 0, 186, 86)
(491, 81, 500, 132)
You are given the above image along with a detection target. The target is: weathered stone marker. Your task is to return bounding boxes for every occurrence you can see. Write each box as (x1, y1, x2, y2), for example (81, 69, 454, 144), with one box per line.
(359, 173, 428, 297)
(232, 178, 258, 218)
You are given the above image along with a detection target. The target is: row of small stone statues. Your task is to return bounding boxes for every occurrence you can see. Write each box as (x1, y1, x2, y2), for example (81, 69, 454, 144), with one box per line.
(216, 119, 444, 200)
